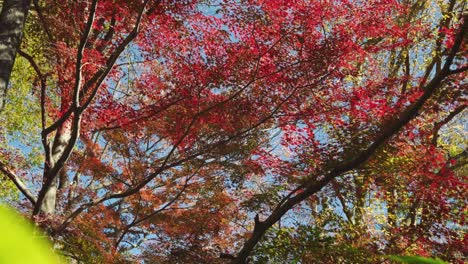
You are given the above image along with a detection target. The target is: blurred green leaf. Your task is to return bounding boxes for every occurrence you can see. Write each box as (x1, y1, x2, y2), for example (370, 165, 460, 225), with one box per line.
(389, 255, 448, 264)
(0, 206, 61, 264)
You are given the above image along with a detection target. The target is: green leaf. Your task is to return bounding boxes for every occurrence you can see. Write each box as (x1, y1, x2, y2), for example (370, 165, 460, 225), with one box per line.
(0, 206, 61, 264)
(389, 255, 448, 264)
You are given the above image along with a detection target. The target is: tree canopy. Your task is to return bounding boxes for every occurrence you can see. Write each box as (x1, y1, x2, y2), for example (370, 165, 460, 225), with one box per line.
(0, 0, 466, 263)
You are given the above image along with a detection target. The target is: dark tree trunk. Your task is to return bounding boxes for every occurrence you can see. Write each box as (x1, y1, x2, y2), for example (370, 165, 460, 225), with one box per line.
(0, 0, 31, 111)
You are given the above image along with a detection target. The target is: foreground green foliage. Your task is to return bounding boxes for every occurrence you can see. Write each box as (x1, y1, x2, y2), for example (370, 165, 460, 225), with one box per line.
(0, 206, 60, 263)
(389, 255, 448, 264)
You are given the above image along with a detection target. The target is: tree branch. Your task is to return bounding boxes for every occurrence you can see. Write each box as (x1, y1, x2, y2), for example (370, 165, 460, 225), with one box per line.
(114, 164, 203, 248)
(33, 0, 98, 215)
(17, 49, 50, 161)
(0, 160, 36, 205)
(55, 72, 331, 234)
(432, 104, 466, 145)
(231, 15, 467, 263)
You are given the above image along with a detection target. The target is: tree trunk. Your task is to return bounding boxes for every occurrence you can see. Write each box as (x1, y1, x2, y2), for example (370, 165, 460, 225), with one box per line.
(0, 0, 30, 111)
(38, 121, 72, 214)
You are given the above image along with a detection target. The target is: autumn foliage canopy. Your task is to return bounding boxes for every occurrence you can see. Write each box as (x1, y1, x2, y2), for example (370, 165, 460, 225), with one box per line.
(0, 0, 466, 263)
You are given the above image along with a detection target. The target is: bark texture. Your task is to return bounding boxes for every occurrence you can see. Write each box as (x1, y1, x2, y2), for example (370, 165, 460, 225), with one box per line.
(0, 0, 30, 111)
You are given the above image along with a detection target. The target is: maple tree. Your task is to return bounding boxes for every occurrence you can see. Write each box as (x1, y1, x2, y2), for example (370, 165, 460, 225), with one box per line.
(0, 0, 466, 263)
